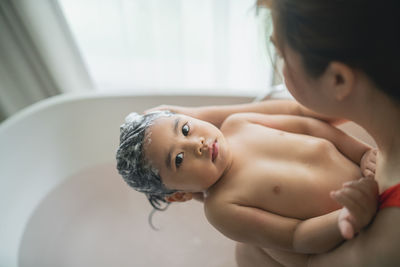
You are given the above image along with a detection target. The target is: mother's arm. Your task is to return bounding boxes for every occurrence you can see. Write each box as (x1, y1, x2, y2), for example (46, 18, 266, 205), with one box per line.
(145, 99, 345, 128)
(308, 208, 400, 267)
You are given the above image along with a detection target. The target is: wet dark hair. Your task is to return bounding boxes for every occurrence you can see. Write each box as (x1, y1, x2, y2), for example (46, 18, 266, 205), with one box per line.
(267, 0, 400, 101)
(116, 110, 177, 211)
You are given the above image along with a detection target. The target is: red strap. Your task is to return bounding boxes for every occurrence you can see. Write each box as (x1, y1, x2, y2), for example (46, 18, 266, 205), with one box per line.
(379, 183, 400, 210)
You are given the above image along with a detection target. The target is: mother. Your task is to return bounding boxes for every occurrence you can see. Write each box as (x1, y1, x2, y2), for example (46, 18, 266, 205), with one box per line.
(251, 0, 400, 266)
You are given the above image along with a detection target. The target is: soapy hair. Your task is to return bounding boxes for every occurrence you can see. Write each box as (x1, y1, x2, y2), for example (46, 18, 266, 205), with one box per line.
(116, 110, 177, 210)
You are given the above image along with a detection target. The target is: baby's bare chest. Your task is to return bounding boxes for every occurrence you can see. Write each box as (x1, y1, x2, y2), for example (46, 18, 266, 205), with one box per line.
(219, 127, 360, 219)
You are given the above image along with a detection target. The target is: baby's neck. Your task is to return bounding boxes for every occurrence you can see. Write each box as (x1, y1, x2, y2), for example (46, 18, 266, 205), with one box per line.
(206, 161, 234, 197)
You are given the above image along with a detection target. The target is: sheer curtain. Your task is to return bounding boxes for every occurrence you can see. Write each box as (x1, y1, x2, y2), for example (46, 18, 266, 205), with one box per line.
(0, 0, 93, 121)
(59, 0, 273, 96)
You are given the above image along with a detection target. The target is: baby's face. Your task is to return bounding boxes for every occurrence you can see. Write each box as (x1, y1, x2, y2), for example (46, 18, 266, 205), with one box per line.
(144, 114, 232, 193)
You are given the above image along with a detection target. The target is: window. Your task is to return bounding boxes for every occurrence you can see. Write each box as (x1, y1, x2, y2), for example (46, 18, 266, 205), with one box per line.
(59, 0, 273, 96)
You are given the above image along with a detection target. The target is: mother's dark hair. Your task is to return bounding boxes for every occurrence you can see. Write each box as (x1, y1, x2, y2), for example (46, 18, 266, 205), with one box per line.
(266, 0, 400, 100)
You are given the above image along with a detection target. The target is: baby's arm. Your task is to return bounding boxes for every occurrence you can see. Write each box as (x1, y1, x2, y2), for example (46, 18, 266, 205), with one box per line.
(206, 197, 344, 254)
(145, 99, 344, 128)
(297, 116, 374, 167)
(205, 176, 378, 255)
(229, 112, 372, 166)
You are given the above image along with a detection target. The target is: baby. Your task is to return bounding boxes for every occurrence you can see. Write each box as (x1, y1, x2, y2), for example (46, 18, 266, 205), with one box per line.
(116, 106, 378, 256)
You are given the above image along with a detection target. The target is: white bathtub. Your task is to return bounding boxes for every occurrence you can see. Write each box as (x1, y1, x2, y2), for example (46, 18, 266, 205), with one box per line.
(0, 92, 375, 267)
(1, 93, 262, 267)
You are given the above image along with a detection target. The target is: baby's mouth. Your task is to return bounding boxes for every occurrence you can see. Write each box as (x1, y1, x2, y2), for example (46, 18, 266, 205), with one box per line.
(211, 140, 218, 162)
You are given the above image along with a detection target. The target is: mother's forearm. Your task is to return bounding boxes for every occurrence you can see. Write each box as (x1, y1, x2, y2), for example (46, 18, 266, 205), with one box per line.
(194, 99, 341, 128)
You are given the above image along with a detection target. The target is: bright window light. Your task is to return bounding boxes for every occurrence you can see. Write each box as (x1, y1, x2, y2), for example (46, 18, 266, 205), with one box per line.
(58, 0, 273, 96)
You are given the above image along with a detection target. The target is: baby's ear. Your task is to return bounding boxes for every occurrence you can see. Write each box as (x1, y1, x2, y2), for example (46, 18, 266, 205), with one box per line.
(165, 192, 193, 202)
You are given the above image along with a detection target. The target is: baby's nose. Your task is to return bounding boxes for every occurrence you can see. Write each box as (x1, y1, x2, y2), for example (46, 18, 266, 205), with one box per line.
(196, 137, 206, 155)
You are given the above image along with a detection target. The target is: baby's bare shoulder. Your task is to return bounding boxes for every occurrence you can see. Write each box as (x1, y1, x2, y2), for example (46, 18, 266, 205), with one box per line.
(220, 113, 251, 133)
(204, 187, 235, 211)
(203, 189, 254, 242)
(204, 191, 233, 225)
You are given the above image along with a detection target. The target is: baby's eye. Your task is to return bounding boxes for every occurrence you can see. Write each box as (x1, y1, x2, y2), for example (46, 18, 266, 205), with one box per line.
(175, 152, 184, 168)
(182, 123, 190, 136)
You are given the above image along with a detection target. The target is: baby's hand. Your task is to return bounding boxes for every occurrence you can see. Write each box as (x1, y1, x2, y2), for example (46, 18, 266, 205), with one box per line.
(330, 176, 379, 240)
(360, 149, 377, 179)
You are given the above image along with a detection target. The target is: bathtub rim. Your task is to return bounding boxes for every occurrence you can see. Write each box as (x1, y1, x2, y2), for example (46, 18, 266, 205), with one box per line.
(0, 90, 257, 132)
